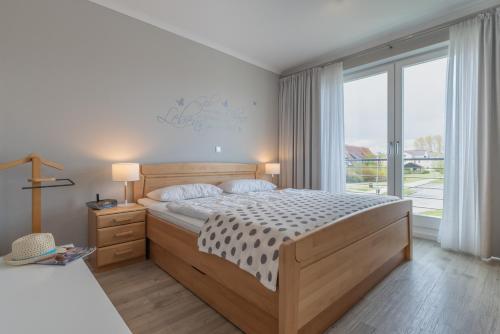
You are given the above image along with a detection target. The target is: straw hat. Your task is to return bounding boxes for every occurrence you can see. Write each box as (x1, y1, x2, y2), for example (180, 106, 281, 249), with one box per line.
(3, 233, 65, 266)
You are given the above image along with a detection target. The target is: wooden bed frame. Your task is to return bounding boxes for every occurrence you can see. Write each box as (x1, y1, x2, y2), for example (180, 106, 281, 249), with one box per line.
(133, 163, 413, 334)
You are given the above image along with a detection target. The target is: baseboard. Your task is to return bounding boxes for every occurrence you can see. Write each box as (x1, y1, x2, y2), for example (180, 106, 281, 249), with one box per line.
(412, 215, 439, 241)
(413, 226, 438, 241)
(413, 222, 438, 241)
(482, 256, 500, 263)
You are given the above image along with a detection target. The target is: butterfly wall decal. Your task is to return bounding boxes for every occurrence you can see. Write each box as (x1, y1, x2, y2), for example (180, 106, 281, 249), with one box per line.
(158, 94, 254, 132)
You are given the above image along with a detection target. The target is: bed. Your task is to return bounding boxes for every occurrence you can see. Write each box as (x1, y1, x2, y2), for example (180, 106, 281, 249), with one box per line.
(133, 163, 413, 334)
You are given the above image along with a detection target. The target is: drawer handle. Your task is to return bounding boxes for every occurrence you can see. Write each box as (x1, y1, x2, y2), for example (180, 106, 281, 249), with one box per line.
(114, 249, 133, 257)
(114, 230, 133, 238)
(113, 218, 131, 224)
(191, 266, 207, 276)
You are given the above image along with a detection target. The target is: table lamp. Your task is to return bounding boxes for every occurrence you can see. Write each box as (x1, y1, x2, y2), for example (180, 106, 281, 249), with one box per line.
(112, 163, 140, 206)
(265, 163, 280, 181)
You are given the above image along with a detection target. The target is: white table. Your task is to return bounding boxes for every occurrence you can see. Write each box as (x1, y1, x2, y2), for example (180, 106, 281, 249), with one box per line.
(0, 258, 131, 334)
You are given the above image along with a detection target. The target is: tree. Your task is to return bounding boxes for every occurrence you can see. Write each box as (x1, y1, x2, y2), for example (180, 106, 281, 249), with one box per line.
(424, 136, 433, 153)
(414, 137, 427, 151)
(413, 134, 443, 154)
(433, 135, 443, 154)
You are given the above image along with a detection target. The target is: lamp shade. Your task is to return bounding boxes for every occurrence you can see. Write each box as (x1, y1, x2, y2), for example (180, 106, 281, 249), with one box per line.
(265, 163, 280, 175)
(112, 163, 140, 182)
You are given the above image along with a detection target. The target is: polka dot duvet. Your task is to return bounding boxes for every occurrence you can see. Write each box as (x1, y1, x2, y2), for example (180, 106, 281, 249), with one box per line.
(192, 189, 399, 291)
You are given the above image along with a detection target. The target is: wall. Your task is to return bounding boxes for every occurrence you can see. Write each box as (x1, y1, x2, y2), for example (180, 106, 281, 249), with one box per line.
(0, 0, 279, 255)
(0, 75, 5, 249)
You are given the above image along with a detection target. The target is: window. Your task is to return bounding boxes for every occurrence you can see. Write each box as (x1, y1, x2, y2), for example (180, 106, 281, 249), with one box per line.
(344, 71, 389, 195)
(344, 47, 448, 236)
(401, 57, 447, 219)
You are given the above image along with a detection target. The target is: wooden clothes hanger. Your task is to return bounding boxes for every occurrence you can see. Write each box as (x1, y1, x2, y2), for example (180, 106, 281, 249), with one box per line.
(0, 153, 75, 233)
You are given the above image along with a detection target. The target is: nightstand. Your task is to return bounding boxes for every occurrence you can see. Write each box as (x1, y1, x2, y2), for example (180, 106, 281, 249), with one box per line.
(88, 204, 146, 271)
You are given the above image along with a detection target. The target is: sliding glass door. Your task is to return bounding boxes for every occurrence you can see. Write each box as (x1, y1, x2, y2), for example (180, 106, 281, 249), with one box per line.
(344, 47, 448, 232)
(397, 52, 447, 219)
(344, 65, 395, 196)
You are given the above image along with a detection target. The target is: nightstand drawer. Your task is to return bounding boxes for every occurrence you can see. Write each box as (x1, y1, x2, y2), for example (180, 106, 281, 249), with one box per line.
(97, 210, 145, 228)
(97, 239, 145, 267)
(97, 222, 145, 247)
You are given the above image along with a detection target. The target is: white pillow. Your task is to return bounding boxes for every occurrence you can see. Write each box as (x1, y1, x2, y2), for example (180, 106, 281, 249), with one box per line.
(147, 183, 222, 202)
(218, 179, 276, 194)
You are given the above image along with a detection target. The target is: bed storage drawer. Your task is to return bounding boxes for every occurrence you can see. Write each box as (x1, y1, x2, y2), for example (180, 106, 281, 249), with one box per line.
(97, 222, 145, 247)
(97, 210, 145, 228)
(150, 241, 278, 334)
(97, 239, 145, 267)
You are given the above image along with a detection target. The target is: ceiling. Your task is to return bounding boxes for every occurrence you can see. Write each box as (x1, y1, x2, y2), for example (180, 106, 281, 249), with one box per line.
(89, 0, 500, 74)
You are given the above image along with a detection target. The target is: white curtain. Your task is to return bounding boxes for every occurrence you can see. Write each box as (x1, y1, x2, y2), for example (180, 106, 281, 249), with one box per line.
(440, 9, 500, 258)
(320, 63, 346, 193)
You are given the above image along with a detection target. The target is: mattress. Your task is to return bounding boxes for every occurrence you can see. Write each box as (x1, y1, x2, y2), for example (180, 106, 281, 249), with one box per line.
(137, 198, 205, 233)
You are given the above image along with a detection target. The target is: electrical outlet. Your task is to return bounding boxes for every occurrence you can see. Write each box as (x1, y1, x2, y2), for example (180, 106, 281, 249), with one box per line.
(215, 146, 222, 153)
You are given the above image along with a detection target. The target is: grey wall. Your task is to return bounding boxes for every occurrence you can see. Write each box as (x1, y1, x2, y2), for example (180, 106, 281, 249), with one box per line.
(0, 75, 5, 246)
(0, 0, 279, 255)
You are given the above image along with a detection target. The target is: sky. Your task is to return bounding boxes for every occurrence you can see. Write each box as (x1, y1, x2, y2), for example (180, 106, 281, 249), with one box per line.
(344, 57, 447, 155)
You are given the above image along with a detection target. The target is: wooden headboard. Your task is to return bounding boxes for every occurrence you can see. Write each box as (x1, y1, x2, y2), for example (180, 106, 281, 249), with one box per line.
(133, 162, 266, 201)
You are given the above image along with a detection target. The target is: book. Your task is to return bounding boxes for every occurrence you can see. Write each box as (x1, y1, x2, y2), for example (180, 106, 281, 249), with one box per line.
(35, 246, 96, 265)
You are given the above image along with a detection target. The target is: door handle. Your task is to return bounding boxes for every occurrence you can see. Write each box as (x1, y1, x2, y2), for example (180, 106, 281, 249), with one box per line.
(388, 141, 393, 156)
(395, 141, 400, 156)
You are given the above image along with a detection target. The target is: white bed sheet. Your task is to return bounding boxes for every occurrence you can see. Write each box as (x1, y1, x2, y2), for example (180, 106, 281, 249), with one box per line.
(137, 198, 205, 233)
(164, 190, 290, 220)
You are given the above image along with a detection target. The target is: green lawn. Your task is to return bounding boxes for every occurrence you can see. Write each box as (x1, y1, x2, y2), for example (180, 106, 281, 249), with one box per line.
(420, 209, 443, 218)
(346, 182, 387, 195)
(346, 169, 444, 219)
(403, 171, 444, 183)
(403, 188, 417, 196)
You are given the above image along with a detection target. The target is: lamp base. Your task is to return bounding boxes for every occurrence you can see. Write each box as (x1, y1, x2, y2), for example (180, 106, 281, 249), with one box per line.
(119, 181, 133, 208)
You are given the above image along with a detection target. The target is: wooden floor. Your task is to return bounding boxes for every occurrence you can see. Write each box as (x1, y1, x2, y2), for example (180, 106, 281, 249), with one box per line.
(94, 239, 500, 334)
